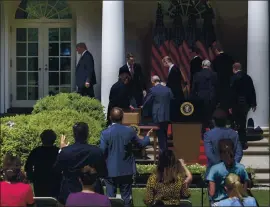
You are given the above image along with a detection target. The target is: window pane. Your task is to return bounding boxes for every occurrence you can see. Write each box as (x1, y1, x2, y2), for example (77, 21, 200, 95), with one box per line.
(60, 43, 71, 56)
(28, 72, 39, 86)
(49, 87, 59, 96)
(28, 87, 38, 100)
(16, 58, 27, 71)
(17, 72, 27, 85)
(49, 58, 59, 71)
(28, 28, 38, 41)
(28, 43, 38, 56)
(16, 28, 26, 41)
(49, 28, 59, 41)
(60, 28, 71, 41)
(28, 58, 39, 71)
(17, 43, 26, 56)
(60, 87, 71, 93)
(49, 43, 59, 56)
(60, 72, 71, 85)
(60, 58, 71, 71)
(49, 72, 59, 85)
(17, 87, 27, 100)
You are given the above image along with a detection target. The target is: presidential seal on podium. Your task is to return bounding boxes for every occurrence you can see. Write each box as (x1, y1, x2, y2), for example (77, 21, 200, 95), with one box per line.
(180, 102, 194, 116)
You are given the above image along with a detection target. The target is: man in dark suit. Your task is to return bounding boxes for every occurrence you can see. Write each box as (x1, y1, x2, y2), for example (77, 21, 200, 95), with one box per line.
(212, 43, 234, 110)
(107, 72, 133, 126)
(75, 43, 97, 97)
(190, 47, 203, 87)
(229, 62, 257, 149)
(100, 107, 151, 207)
(162, 56, 185, 121)
(54, 122, 107, 205)
(119, 53, 146, 107)
(191, 59, 218, 131)
(143, 75, 173, 152)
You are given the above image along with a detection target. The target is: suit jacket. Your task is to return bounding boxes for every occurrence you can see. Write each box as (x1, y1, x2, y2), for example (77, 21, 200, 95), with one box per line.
(212, 53, 234, 106)
(107, 80, 131, 113)
(166, 65, 185, 101)
(204, 127, 243, 171)
(54, 142, 107, 203)
(76, 51, 97, 88)
(119, 63, 146, 96)
(143, 84, 173, 123)
(229, 71, 257, 108)
(191, 69, 218, 103)
(190, 56, 203, 87)
(100, 123, 150, 177)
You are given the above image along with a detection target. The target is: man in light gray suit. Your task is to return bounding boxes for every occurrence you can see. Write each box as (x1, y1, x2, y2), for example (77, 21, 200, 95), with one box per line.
(76, 43, 97, 97)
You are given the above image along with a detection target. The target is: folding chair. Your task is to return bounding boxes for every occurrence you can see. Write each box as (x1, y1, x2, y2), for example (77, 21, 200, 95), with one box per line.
(179, 199, 192, 207)
(109, 197, 125, 207)
(34, 197, 58, 207)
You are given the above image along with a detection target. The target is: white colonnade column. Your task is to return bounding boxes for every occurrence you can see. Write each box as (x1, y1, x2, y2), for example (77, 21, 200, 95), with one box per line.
(101, 1, 125, 113)
(247, 1, 269, 129)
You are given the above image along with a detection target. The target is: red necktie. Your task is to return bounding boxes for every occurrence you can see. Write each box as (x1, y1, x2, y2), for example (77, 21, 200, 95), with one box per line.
(130, 65, 134, 76)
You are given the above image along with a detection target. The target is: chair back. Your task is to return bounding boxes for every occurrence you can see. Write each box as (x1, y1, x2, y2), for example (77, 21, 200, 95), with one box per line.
(109, 197, 125, 207)
(180, 199, 192, 207)
(34, 197, 58, 207)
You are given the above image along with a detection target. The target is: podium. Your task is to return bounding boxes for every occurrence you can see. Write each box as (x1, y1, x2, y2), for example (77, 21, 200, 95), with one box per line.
(171, 100, 203, 164)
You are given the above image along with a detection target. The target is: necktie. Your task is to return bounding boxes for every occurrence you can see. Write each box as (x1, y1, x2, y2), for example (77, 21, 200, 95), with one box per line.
(130, 65, 134, 77)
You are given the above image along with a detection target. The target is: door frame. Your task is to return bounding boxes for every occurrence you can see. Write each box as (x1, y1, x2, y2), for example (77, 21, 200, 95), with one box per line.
(11, 20, 75, 107)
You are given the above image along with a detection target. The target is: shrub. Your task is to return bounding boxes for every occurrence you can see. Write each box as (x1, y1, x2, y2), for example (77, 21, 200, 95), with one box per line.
(0, 109, 103, 165)
(32, 93, 106, 127)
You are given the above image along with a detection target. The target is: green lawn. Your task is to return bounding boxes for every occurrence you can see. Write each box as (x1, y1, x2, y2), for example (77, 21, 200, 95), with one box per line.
(130, 188, 270, 207)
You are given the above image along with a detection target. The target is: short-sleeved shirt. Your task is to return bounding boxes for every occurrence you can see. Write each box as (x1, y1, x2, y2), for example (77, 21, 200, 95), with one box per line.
(214, 196, 257, 206)
(206, 162, 249, 202)
(66, 192, 111, 207)
(0, 181, 34, 207)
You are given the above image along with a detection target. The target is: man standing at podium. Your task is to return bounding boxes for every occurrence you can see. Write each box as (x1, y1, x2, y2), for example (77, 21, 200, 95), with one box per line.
(162, 56, 185, 121)
(143, 75, 173, 152)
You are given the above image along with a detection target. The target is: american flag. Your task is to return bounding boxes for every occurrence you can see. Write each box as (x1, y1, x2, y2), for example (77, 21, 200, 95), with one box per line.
(151, 2, 169, 81)
(151, 1, 218, 90)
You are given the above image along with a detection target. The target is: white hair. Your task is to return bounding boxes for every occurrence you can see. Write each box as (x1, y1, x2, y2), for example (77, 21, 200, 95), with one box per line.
(151, 75, 161, 83)
(202, 59, 211, 68)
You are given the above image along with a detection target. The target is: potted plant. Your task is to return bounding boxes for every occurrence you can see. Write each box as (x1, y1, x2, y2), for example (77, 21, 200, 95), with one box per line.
(186, 164, 206, 187)
(135, 164, 156, 184)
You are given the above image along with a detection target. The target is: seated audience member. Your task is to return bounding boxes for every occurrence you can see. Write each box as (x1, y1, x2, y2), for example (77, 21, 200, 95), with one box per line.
(0, 154, 34, 207)
(25, 129, 61, 197)
(100, 107, 151, 207)
(204, 108, 243, 174)
(66, 165, 111, 207)
(207, 139, 250, 204)
(144, 150, 191, 206)
(54, 122, 107, 205)
(213, 173, 257, 207)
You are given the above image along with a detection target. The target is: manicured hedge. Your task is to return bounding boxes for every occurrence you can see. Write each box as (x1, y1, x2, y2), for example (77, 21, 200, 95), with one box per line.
(32, 93, 106, 127)
(0, 109, 103, 165)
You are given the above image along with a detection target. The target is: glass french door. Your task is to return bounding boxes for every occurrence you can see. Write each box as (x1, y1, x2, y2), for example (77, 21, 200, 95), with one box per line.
(12, 24, 74, 107)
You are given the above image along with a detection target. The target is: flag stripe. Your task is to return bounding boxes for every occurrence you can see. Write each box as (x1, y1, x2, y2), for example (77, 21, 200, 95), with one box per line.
(151, 44, 167, 79)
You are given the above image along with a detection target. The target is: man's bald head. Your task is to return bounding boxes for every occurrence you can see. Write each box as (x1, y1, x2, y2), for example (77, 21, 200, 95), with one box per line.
(232, 62, 242, 74)
(110, 107, 124, 123)
(151, 75, 161, 85)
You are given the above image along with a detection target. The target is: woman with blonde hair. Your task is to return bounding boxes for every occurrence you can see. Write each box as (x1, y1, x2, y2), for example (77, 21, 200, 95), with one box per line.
(214, 173, 257, 206)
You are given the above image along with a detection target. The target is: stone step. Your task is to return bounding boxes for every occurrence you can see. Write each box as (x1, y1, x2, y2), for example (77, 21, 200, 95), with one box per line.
(241, 155, 270, 169)
(248, 138, 269, 146)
